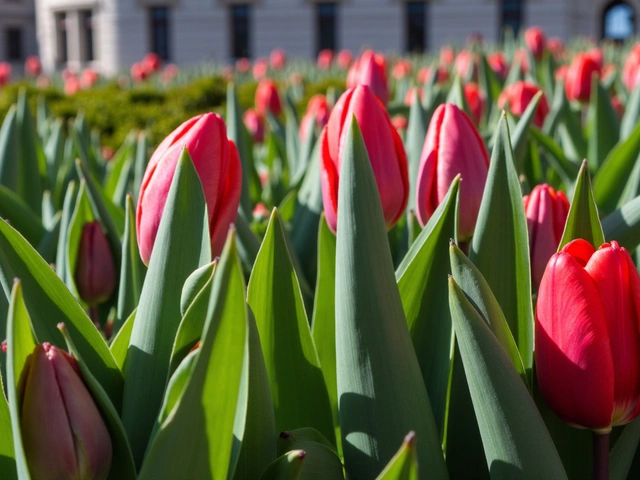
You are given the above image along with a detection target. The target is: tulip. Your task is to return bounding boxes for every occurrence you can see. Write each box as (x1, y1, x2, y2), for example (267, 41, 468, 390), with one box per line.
(300, 94, 330, 141)
(252, 58, 268, 80)
(536, 239, 640, 431)
(587, 48, 604, 70)
(392, 60, 412, 80)
(161, 63, 179, 84)
(270, 48, 287, 70)
(555, 65, 569, 82)
(547, 37, 566, 60)
(130, 62, 147, 82)
(75, 221, 116, 306)
(565, 52, 601, 103)
(320, 85, 408, 233)
(143, 52, 161, 74)
(255, 79, 282, 116)
(317, 49, 334, 69)
(463, 82, 485, 125)
(137, 113, 242, 263)
(391, 115, 408, 133)
(337, 49, 353, 69)
(525, 27, 546, 60)
(404, 87, 423, 106)
(612, 96, 625, 119)
(347, 50, 389, 105)
(487, 52, 508, 80)
(64, 76, 80, 96)
(514, 48, 530, 74)
(415, 103, 489, 240)
(20, 343, 112, 480)
(523, 184, 570, 289)
(623, 44, 640, 91)
(236, 57, 251, 73)
(0, 62, 11, 87)
(243, 108, 265, 143)
(498, 81, 550, 128)
(454, 50, 477, 80)
(418, 66, 449, 85)
(440, 46, 455, 68)
(80, 69, 99, 89)
(25, 56, 42, 77)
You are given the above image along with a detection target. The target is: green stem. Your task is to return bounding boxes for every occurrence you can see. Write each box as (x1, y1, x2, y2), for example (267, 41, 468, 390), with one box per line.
(593, 431, 610, 480)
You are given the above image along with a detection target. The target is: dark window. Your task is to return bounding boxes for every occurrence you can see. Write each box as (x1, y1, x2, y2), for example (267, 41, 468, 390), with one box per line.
(149, 7, 170, 61)
(501, 0, 523, 38)
(81, 10, 94, 62)
(317, 3, 337, 54)
(603, 1, 635, 40)
(56, 12, 68, 64)
(406, 2, 426, 53)
(231, 5, 251, 59)
(5, 27, 22, 61)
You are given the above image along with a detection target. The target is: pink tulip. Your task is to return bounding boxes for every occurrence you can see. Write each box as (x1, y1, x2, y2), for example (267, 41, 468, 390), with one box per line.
(64, 76, 80, 96)
(25, 56, 42, 77)
(392, 60, 412, 80)
(243, 108, 265, 143)
(255, 79, 282, 116)
(317, 49, 334, 69)
(487, 52, 508, 80)
(440, 46, 455, 68)
(236, 57, 251, 73)
(454, 50, 477, 79)
(0, 62, 11, 87)
(404, 87, 423, 106)
(253, 58, 269, 80)
(80, 69, 99, 89)
(137, 113, 242, 263)
(75, 221, 116, 305)
(347, 50, 389, 104)
(143, 52, 162, 74)
(131, 62, 147, 82)
(418, 66, 449, 85)
(270, 48, 287, 70)
(161, 63, 179, 83)
(337, 49, 353, 69)
(514, 48, 530, 74)
(300, 94, 330, 141)
(525, 27, 546, 60)
(547, 38, 566, 60)
(320, 85, 408, 233)
(416, 103, 490, 240)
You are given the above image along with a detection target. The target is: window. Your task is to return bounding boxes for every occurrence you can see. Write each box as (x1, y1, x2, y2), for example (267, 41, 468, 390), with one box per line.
(406, 2, 426, 53)
(501, 0, 523, 38)
(231, 5, 251, 59)
(603, 1, 635, 40)
(55, 12, 68, 64)
(317, 3, 337, 54)
(5, 27, 22, 61)
(81, 10, 94, 62)
(149, 7, 170, 61)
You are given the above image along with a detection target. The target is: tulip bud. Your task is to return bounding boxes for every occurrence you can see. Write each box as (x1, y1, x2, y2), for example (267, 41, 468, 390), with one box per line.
(317, 49, 334, 69)
(487, 52, 508, 80)
(130, 62, 147, 82)
(236, 57, 250, 73)
(523, 184, 569, 289)
(20, 343, 112, 480)
(347, 50, 389, 105)
(536, 239, 640, 432)
(565, 52, 601, 103)
(300, 94, 330, 141)
(243, 108, 265, 143)
(137, 113, 242, 263)
(623, 44, 640, 91)
(320, 85, 408, 233)
(524, 27, 546, 60)
(252, 58, 268, 81)
(25, 56, 42, 77)
(162, 63, 179, 84)
(415, 103, 489, 240)
(255, 79, 282, 116)
(270, 48, 287, 70)
(392, 60, 412, 80)
(454, 50, 477, 80)
(498, 81, 550, 128)
(337, 49, 353, 69)
(440, 46, 455, 68)
(463, 82, 485, 125)
(547, 37, 566, 60)
(75, 221, 116, 306)
(0, 62, 12, 87)
(143, 52, 162, 75)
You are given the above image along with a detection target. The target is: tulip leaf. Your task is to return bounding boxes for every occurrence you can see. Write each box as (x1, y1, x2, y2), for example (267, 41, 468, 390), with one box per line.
(510, 91, 542, 173)
(0, 105, 19, 194)
(284, 93, 301, 178)
(610, 418, 640, 480)
(235, 210, 261, 276)
(0, 370, 16, 480)
(559, 160, 605, 249)
(17, 90, 45, 216)
(602, 194, 640, 250)
(110, 309, 135, 372)
(405, 91, 428, 215)
(593, 122, 640, 215)
(36, 212, 61, 265)
(478, 55, 503, 120)
(247, 209, 335, 445)
(586, 77, 619, 172)
(233, 309, 278, 479)
(43, 120, 64, 194)
(375, 433, 418, 480)
(556, 89, 588, 165)
(114, 195, 146, 335)
(122, 148, 211, 466)
(138, 231, 246, 480)
(0, 185, 46, 247)
(276, 441, 343, 480)
(334, 117, 447, 479)
(448, 276, 568, 479)
(260, 451, 306, 480)
(133, 131, 149, 203)
(471, 114, 534, 370)
(103, 133, 135, 200)
(528, 127, 579, 188)
(621, 85, 640, 141)
(65, 181, 96, 301)
(311, 215, 340, 452)
(55, 181, 78, 284)
(446, 76, 473, 120)
(395, 176, 459, 435)
(5, 281, 36, 480)
(0, 219, 123, 408)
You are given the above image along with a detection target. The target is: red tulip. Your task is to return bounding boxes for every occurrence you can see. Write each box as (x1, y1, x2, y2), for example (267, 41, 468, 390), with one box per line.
(143, 52, 162, 74)
(243, 108, 265, 143)
(547, 38, 566, 60)
(317, 49, 334, 69)
(498, 81, 550, 128)
(25, 56, 41, 77)
(523, 184, 570, 289)
(236, 57, 251, 73)
(337, 49, 353, 69)
(525, 27, 546, 60)
(130, 62, 147, 82)
(270, 48, 287, 70)
(555, 65, 569, 82)
(137, 113, 242, 263)
(320, 85, 408, 233)
(463, 82, 485, 125)
(454, 50, 477, 80)
(624, 44, 640, 91)
(0, 62, 11, 87)
(253, 58, 268, 80)
(80, 68, 99, 89)
(391, 115, 408, 133)
(416, 103, 489, 240)
(565, 52, 601, 103)
(587, 48, 604, 70)
(64, 76, 80, 96)
(536, 239, 640, 431)
(393, 60, 412, 80)
(440, 46, 455, 68)
(75, 221, 116, 306)
(418, 66, 449, 85)
(20, 343, 112, 480)
(300, 94, 330, 141)
(347, 50, 389, 105)
(255, 79, 282, 116)
(487, 52, 508, 80)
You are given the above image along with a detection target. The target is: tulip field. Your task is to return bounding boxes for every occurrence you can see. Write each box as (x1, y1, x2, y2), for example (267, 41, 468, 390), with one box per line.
(4, 27, 640, 479)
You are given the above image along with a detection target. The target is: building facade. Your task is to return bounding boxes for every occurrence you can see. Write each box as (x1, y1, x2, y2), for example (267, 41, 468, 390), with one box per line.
(0, 0, 637, 75)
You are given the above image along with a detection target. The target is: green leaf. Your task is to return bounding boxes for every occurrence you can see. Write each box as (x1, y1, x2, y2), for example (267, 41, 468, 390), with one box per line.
(0, 219, 123, 408)
(55, 181, 78, 284)
(260, 451, 306, 480)
(554, 86, 587, 165)
(0, 368, 16, 480)
(404, 91, 428, 215)
(376, 433, 418, 480)
(621, 85, 640, 140)
(0, 105, 19, 193)
(334, 117, 447, 479)
(235, 210, 261, 276)
(602, 194, 640, 250)
(247, 209, 335, 445)
(277, 441, 343, 480)
(446, 76, 472, 119)
(470, 115, 534, 370)
(311, 215, 340, 453)
(43, 120, 65, 193)
(395, 176, 459, 435)
(529, 127, 579, 188)
(559, 160, 605, 249)
(122, 148, 211, 466)
(0, 185, 46, 247)
(610, 418, 640, 480)
(133, 131, 148, 203)
(137, 231, 246, 480)
(110, 309, 135, 372)
(103, 132, 135, 200)
(17, 90, 44, 216)
(586, 77, 619, 171)
(284, 93, 301, 178)
(510, 91, 542, 173)
(114, 195, 146, 335)
(448, 276, 568, 479)
(5, 280, 35, 480)
(593, 122, 640, 215)
(65, 181, 96, 301)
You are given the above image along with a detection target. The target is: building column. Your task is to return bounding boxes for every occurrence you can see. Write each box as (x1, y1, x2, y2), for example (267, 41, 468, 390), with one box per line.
(66, 10, 82, 71)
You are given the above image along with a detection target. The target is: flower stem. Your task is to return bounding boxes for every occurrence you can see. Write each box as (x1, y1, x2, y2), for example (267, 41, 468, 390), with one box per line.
(593, 431, 610, 480)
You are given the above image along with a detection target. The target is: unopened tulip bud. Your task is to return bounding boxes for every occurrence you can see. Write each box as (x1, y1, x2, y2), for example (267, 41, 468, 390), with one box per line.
(0, 62, 12, 87)
(20, 343, 112, 480)
(498, 81, 550, 128)
(463, 82, 485, 125)
(25, 56, 42, 77)
(255, 79, 282, 116)
(300, 94, 329, 140)
(75, 221, 116, 306)
(524, 27, 546, 60)
(347, 50, 389, 104)
(243, 108, 265, 143)
(565, 52, 601, 103)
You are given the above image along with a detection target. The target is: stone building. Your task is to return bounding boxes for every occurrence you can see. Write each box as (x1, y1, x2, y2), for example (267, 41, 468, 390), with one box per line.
(0, 0, 638, 75)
